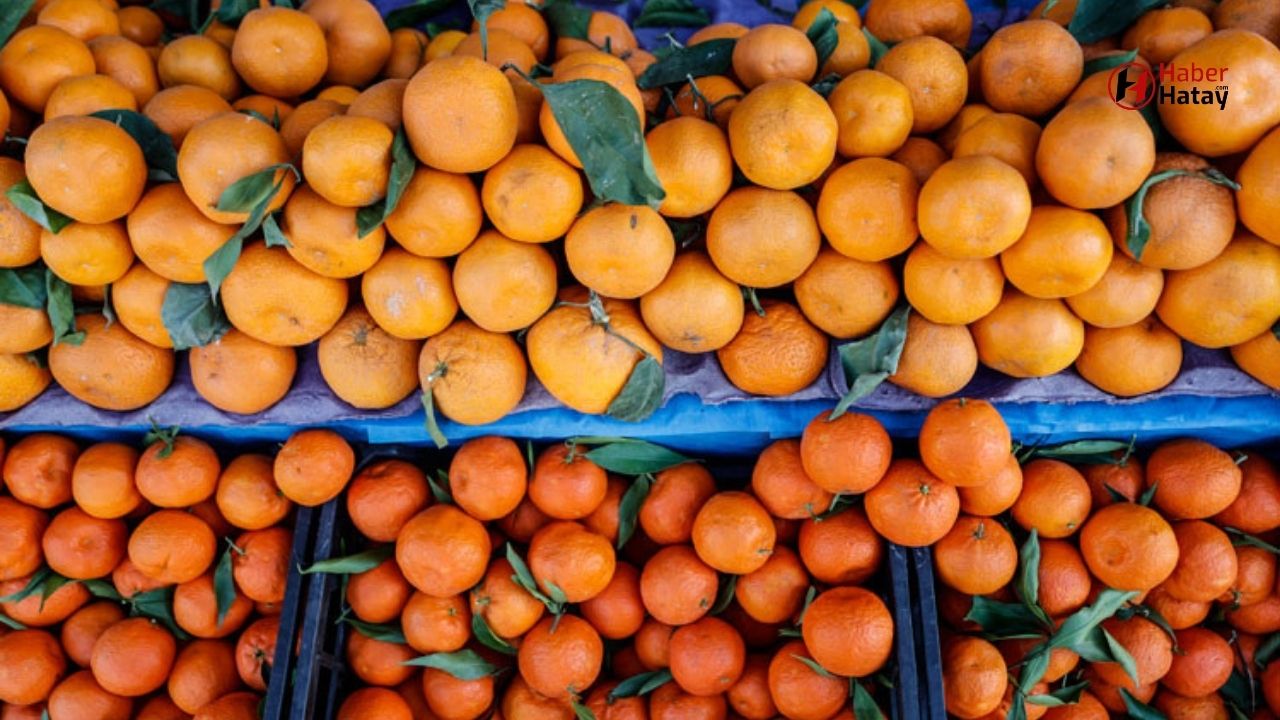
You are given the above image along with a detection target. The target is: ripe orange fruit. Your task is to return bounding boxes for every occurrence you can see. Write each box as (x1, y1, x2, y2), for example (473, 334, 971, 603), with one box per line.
(1066, 255, 1165, 329)
(1232, 330, 1280, 391)
(1079, 503, 1178, 591)
(731, 25, 817, 88)
(107, 263, 170, 349)
(1145, 586, 1211, 631)
(1122, 7, 1213, 63)
(360, 247, 455, 339)
(708, 187, 820, 288)
(980, 20, 1082, 117)
(0, 26, 95, 113)
(156, 35, 240, 101)
(347, 557, 412, 625)
(70, 442, 141, 520)
(638, 464, 716, 546)
(420, 319, 528, 426)
(1161, 520, 1238, 603)
(919, 156, 1031, 259)
(957, 454, 1023, 517)
(173, 571, 252, 640)
(397, 505, 490, 598)
(279, 187, 387, 277)
(1146, 438, 1243, 519)
(142, 85, 233, 149)
(347, 78, 406, 131)
(934, 516, 1017, 595)
(273, 429, 354, 507)
(1095, 616, 1173, 688)
(25, 115, 146, 223)
(1238, 125, 1280, 247)
(888, 314, 979, 398)
(1037, 97, 1155, 210)
(670, 75, 742, 128)
(518, 614, 603, 701)
(469, 559, 542, 642)
(767, 641, 847, 720)
(384, 166, 481, 258)
(971, 289, 1085, 378)
(401, 591, 470, 654)
(109, 558, 170, 603)
(876, 36, 967, 133)
(39, 220, 134, 287)
(480, 144, 582, 245)
(799, 411, 892, 495)
(817, 158, 918, 262)
(214, 455, 290, 532)
(692, 492, 776, 575)
(541, 62, 644, 168)
(1012, 460, 1092, 538)
(864, 459, 960, 547)
(635, 618, 676, 670)
(566, 204, 675, 300)
(345, 460, 429, 545)
(48, 314, 174, 411)
(1214, 455, 1280, 534)
(1001, 206, 1113, 299)
(238, 616, 281, 690)
(942, 636, 1007, 720)
(892, 137, 948, 185)
(60, 601, 124, 668)
(1156, 234, 1280, 349)
(669, 617, 746, 697)
(189, 329, 298, 415)
(864, 0, 972, 46)
(802, 586, 893, 678)
(827, 70, 913, 158)
(178, 113, 296, 225)
(647, 117, 733, 218)
(0, 571, 89, 627)
(717, 300, 828, 397)
(734, 546, 808, 624)
(903, 243, 1004, 326)
(0, 629, 66, 706)
(136, 435, 220, 508)
(167, 639, 240, 715)
(528, 520, 615, 602)
(640, 251, 744, 354)
(579, 561, 645, 640)
(405, 55, 516, 173)
(728, 79, 835, 190)
(231, 7, 327, 97)
(192, 691, 260, 720)
(128, 510, 216, 585)
(339, 687, 414, 720)
(1075, 318, 1184, 397)
(475, 2, 549, 59)
(528, 444, 607, 521)
(751, 439, 832, 520)
(2, 433, 77, 509)
(126, 184, 234, 284)
(583, 476, 627, 544)
(318, 305, 420, 411)
(231, 526, 291, 604)
(302, 0, 392, 86)
(90, 617, 175, 697)
(421, 666, 494, 720)
(797, 507, 884, 586)
(952, 112, 1042, 188)
(42, 506, 126, 580)
(43, 73, 136, 121)
(300, 115, 393, 208)
(1037, 539, 1092, 618)
(449, 436, 526, 522)
(1112, 153, 1237, 270)
(919, 398, 1011, 488)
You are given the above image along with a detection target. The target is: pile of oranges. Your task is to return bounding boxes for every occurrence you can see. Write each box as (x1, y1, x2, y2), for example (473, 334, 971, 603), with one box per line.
(0, 426, 360, 720)
(0, 0, 1277, 430)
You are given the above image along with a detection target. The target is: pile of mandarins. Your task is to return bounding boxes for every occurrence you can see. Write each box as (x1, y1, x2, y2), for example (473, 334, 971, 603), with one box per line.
(0, 0, 1278, 427)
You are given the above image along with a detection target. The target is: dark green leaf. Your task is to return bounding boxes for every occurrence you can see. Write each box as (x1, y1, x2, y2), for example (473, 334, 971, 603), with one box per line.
(965, 596, 1052, 639)
(583, 440, 690, 475)
(385, 0, 453, 31)
(667, 218, 702, 248)
(1025, 439, 1131, 463)
(1082, 48, 1138, 77)
(1019, 649, 1052, 695)
(214, 0, 258, 25)
(506, 543, 559, 611)
(466, 0, 504, 59)
(44, 271, 83, 346)
(7, 180, 73, 234)
(798, 585, 817, 624)
(833, 307, 909, 419)
(82, 579, 121, 601)
(1050, 589, 1138, 654)
(1255, 632, 1280, 668)
(144, 419, 180, 458)
(863, 27, 890, 67)
(239, 109, 273, 127)
(1220, 669, 1255, 717)
(90, 110, 178, 182)
(540, 79, 666, 208)
(202, 236, 244, 301)
(301, 546, 394, 575)
(1225, 527, 1280, 555)
(634, 0, 710, 28)
(0, 613, 25, 630)
(344, 617, 407, 644)
(615, 474, 652, 550)
(428, 469, 453, 505)
(1026, 680, 1089, 707)
(0, 0, 36, 47)
(1138, 481, 1158, 507)
(606, 356, 665, 422)
(37, 574, 71, 611)
(609, 669, 673, 701)
(1103, 628, 1141, 686)
(1068, 0, 1167, 44)
(1016, 530, 1042, 613)
(213, 544, 236, 628)
(572, 699, 597, 720)
(544, 580, 569, 606)
(403, 649, 497, 679)
(262, 213, 290, 248)
(162, 282, 231, 350)
(805, 8, 839, 72)
(1125, 168, 1240, 260)
(472, 613, 517, 656)
(791, 654, 835, 678)
(356, 129, 415, 238)
(150, 0, 201, 28)
(637, 38, 735, 89)
(710, 574, 736, 615)
(129, 587, 189, 639)
(215, 164, 290, 213)
(0, 567, 52, 603)
(851, 681, 886, 720)
(544, 0, 591, 41)
(421, 389, 449, 450)
(203, 165, 296, 298)
(1119, 688, 1167, 720)
(811, 72, 842, 97)
(0, 265, 48, 309)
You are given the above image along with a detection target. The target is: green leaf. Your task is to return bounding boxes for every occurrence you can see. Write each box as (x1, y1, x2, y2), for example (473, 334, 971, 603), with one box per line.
(540, 79, 666, 208)
(798, 585, 818, 625)
(344, 617, 407, 644)
(44, 271, 83, 346)
(791, 654, 834, 679)
(203, 165, 296, 298)
(0, 265, 49, 309)
(301, 546, 394, 575)
(1067, 0, 1167, 44)
(1219, 669, 1256, 716)
(1255, 632, 1280, 668)
(1125, 168, 1240, 261)
(428, 469, 453, 505)
(1026, 680, 1089, 707)
(505, 543, 561, 612)
(129, 587, 189, 640)
(1138, 481, 1158, 507)
(7, 180, 73, 234)
(1025, 439, 1133, 465)
(214, 0, 258, 25)
(852, 681, 886, 720)
(0, 0, 36, 47)
(634, 0, 710, 28)
(1016, 530, 1042, 612)
(1225, 527, 1280, 554)
(1101, 627, 1141, 685)
(572, 699, 597, 720)
(472, 613, 517, 656)
(1272, 320, 1279, 342)
(615, 473, 652, 550)
(608, 669, 673, 701)
(82, 579, 121, 601)
(832, 306, 909, 419)
(90, 110, 179, 182)
(0, 567, 52, 603)
(0, 613, 25, 630)
(403, 649, 497, 679)
(1050, 589, 1138, 654)
(1081, 48, 1138, 77)
(356, 129, 415, 238)
(144, 419, 180, 458)
(38, 574, 72, 611)
(805, 8, 839, 72)
(421, 389, 449, 450)
(466, 0, 504, 60)
(1119, 688, 1167, 720)
(863, 27, 890, 67)
(710, 573, 736, 615)
(262, 213, 290, 248)
(162, 282, 231, 351)
(582, 440, 690, 475)
(215, 164, 290, 213)
(385, 0, 453, 31)
(811, 72, 842, 98)
(606, 356, 665, 422)
(213, 544, 237, 628)
(545, 580, 569, 606)
(150, 0, 201, 28)
(637, 38, 735, 89)
(965, 596, 1053, 639)
(543, 1, 590, 41)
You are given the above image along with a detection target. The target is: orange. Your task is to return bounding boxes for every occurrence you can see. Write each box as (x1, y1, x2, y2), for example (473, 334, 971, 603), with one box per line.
(540, 62, 644, 169)
(980, 20, 1082, 117)
(231, 7, 327, 98)
(889, 314, 979, 397)
(1147, 438, 1243, 519)
(876, 36, 967, 133)
(1237, 125, 1280, 248)
(192, 691, 259, 720)
(189, 329, 298, 414)
(802, 586, 893, 678)
(481, 144, 582, 244)
(318, 305, 420, 411)
(938, 103, 995, 154)
(1, 572, 88, 627)
(216, 454, 291, 531)
(273, 428, 354, 507)
(385, 167, 482, 257)
(501, 675, 575, 720)
(477, 2, 549, 59)
(865, 459, 960, 547)
(954, 454, 1022, 517)
(156, 36, 240, 101)
(1066, 255, 1164, 328)
(566, 204, 674, 299)
(647, 116, 733, 218)
(635, 618, 676, 669)
(942, 636, 1006, 719)
(469, 559, 542, 641)
(347, 629, 415, 689)
(517, 615, 603, 700)
(1094, 616, 1173, 688)
(751, 439, 832, 519)
(0, 630, 66, 706)
(48, 314, 174, 410)
(233, 94, 294, 123)
(396, 505, 490, 597)
(449, 436, 526, 522)
(728, 79, 835, 190)
(117, 5, 163, 44)
(279, 98, 344, 157)
(345, 459, 429, 543)
(827, 69, 913, 158)
(526, 287, 661, 415)
(717, 299, 828, 397)
(0, 26, 95, 113)
(0, 353, 47, 412)
(43, 73, 136, 121)
(670, 75, 742, 128)
(919, 398, 1012, 488)
(405, 55, 516, 173)
(891, 137, 949, 185)
(60, 601, 125, 668)
(2, 433, 77, 509)
(135, 434, 219, 508)
(172, 573, 252, 639)
(1036, 539, 1091, 618)
(528, 444, 606, 521)
(793, 0, 860, 29)
(579, 562, 645, 640)
(25, 116, 146, 223)
(767, 642, 847, 720)
(419, 319, 527, 425)
(347, 557, 411, 624)
(0, 158, 41, 267)
(1160, 30, 1280, 157)
(1156, 234, 1280, 348)
(586, 682, 647, 720)
(1080, 503, 1178, 591)
(1162, 520, 1238, 603)
(236, 616, 280, 690)
(301, 117, 392, 210)
(934, 516, 1017, 595)
(167, 640, 239, 715)
(0, 498, 47, 581)
(1232, 330, 1280, 391)
(421, 667, 493, 720)
(36, 0, 119, 41)
(1036, 97, 1156, 210)
(401, 592, 468, 654)
(1215, 0, 1280, 44)
(453, 28, 536, 76)
(816, 158, 918, 262)
(360, 247, 455, 339)
(341, 686, 414, 720)
(919, 156, 1032, 259)
(864, 0, 972, 46)
(90, 617, 175, 698)
(707, 187, 819, 288)
(649, 674, 728, 720)
(1075, 318, 1184, 397)
(971, 289, 1085, 378)
(1122, 7, 1213, 64)
(302, 0, 392, 86)
(731, 24, 817, 88)
(42, 506, 126, 580)
(1011, 460, 1091, 538)
(903, 243, 1004, 325)
(799, 410, 892, 495)
(424, 29, 466, 61)
(668, 617, 745, 697)
(347, 79, 407, 131)
(1145, 586, 1211, 630)
(141, 85, 233, 149)
(221, 242, 349, 347)
(640, 251, 744, 354)
(952, 113, 1042, 188)
(178, 112, 296, 225)
(0, 302, 51, 355)
(128, 510, 216, 584)
(527, 520, 615, 602)
(1001, 205, 1114, 299)
(1215, 455, 1280, 534)
(583, 475, 626, 544)
(797, 507, 883, 585)
(1226, 594, 1280, 634)
(638, 464, 716, 546)
(691, 491, 776, 575)
(108, 264, 170, 348)
(733, 546, 808, 624)
(40, 221, 134, 286)
(109, 558, 169, 602)
(1082, 458, 1144, 508)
